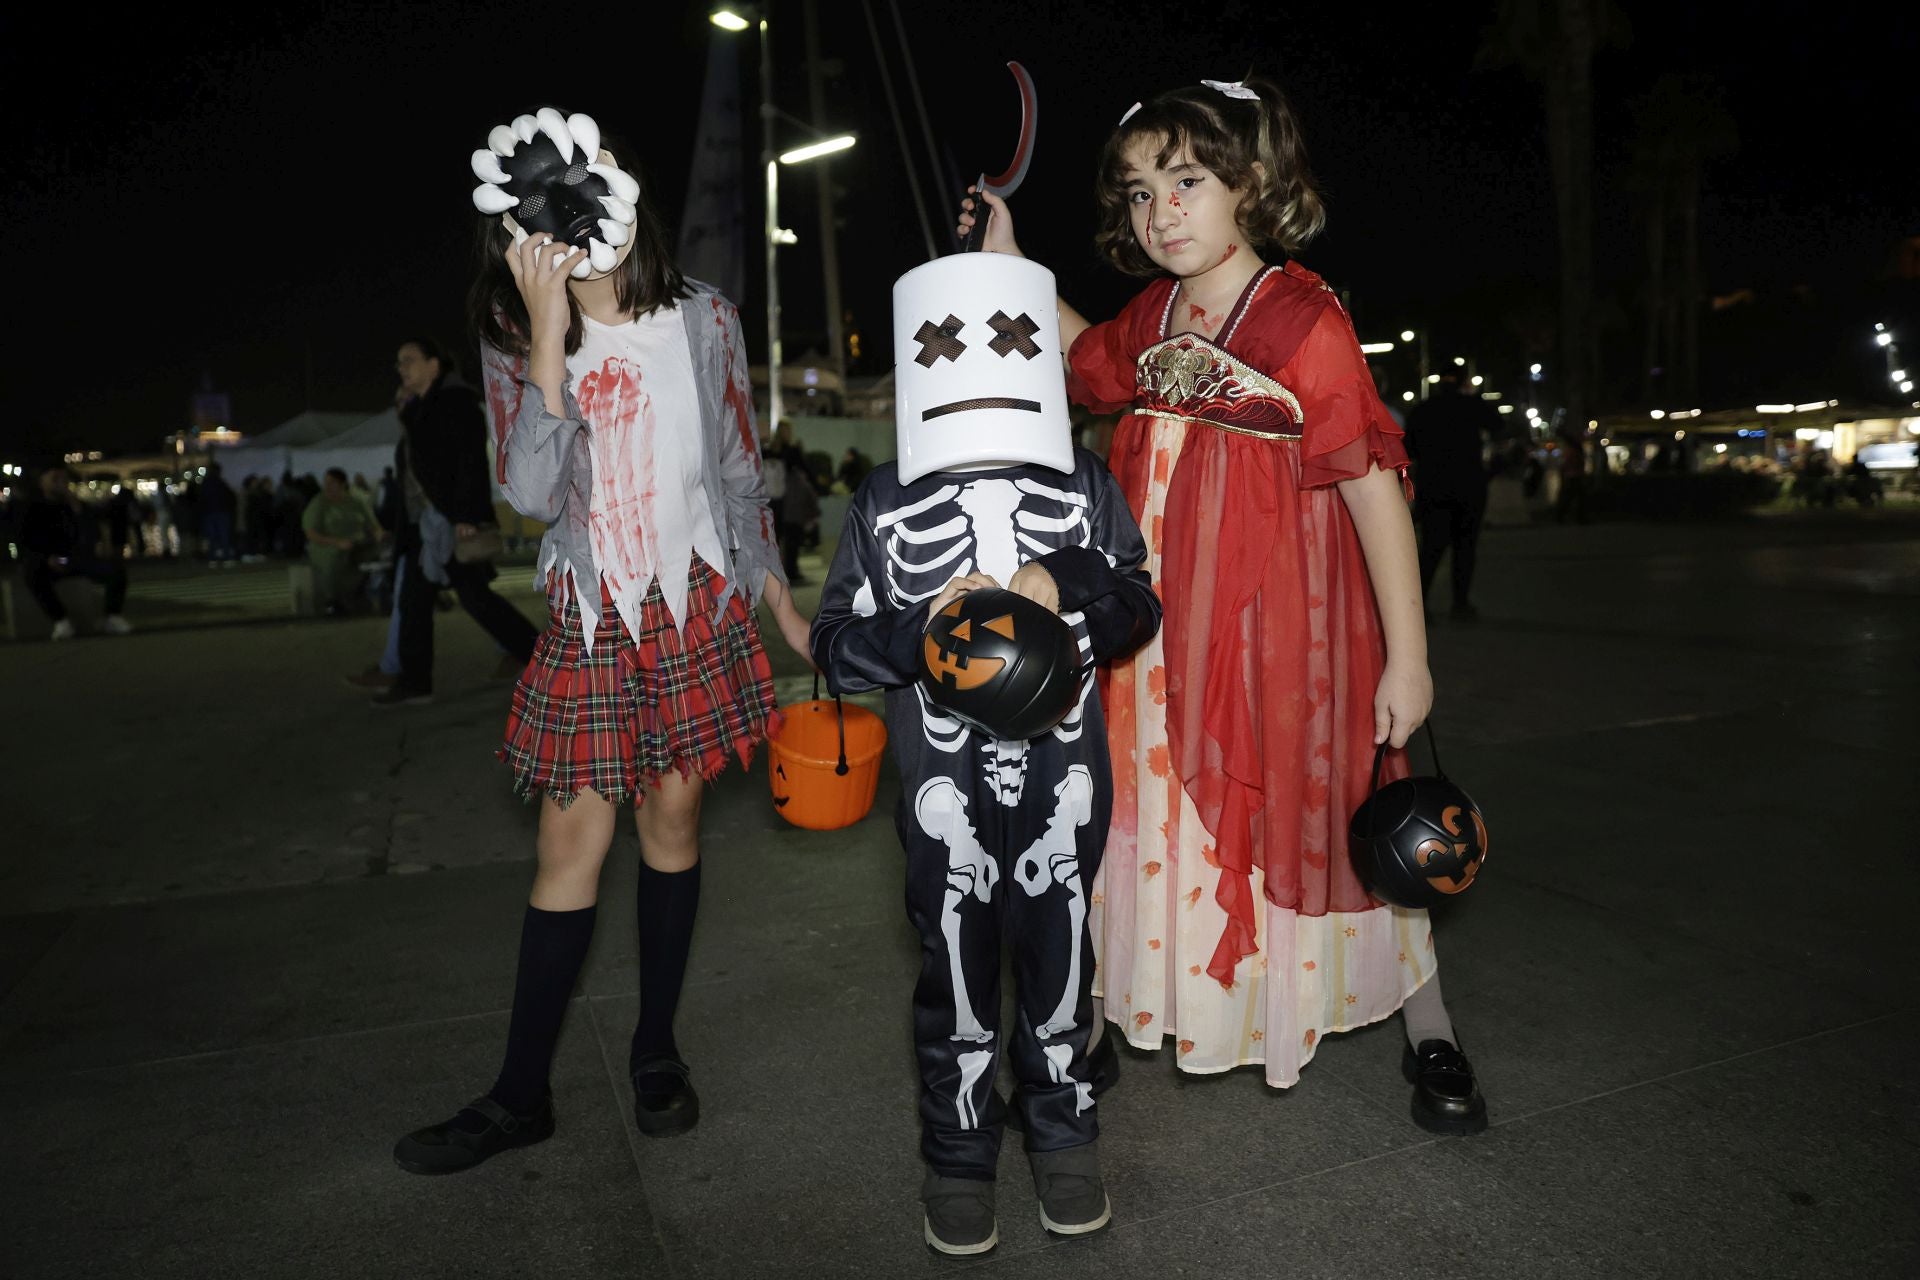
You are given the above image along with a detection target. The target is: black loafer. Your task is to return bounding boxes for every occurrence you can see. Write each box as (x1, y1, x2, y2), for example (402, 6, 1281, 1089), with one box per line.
(1402, 1039, 1488, 1136)
(393, 1095, 554, 1174)
(631, 1054, 700, 1137)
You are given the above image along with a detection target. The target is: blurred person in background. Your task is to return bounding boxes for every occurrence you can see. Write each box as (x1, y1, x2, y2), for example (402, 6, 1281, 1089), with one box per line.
(1403, 366, 1496, 620)
(304, 467, 381, 616)
(20, 467, 131, 640)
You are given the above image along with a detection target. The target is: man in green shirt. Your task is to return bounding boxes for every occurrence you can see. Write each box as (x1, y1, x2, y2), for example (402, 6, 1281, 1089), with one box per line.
(303, 467, 380, 615)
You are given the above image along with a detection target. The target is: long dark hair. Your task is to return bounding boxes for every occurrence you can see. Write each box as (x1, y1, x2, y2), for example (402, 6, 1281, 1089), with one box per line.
(466, 132, 688, 359)
(1093, 75, 1327, 277)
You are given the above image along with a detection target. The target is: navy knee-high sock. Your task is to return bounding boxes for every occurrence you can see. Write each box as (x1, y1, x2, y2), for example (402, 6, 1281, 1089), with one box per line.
(630, 861, 700, 1070)
(489, 904, 597, 1113)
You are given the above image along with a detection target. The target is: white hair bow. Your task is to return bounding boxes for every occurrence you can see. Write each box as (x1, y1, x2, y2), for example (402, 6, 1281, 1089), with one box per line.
(1201, 79, 1261, 101)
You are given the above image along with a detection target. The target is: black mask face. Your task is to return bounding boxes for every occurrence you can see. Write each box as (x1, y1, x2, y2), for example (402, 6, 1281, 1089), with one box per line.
(471, 108, 641, 278)
(500, 137, 611, 247)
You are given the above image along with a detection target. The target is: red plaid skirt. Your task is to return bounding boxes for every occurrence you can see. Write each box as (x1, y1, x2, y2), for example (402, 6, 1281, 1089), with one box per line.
(499, 564, 780, 807)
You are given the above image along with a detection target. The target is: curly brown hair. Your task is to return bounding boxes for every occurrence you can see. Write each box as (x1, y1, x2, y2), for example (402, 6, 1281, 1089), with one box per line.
(1093, 76, 1326, 277)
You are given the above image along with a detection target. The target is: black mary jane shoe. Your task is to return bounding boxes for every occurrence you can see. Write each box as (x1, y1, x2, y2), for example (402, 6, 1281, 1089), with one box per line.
(631, 1054, 701, 1137)
(393, 1095, 555, 1175)
(1402, 1039, 1489, 1136)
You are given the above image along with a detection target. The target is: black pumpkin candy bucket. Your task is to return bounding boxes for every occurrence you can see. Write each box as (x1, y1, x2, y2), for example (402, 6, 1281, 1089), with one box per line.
(1348, 721, 1489, 909)
(768, 674, 888, 831)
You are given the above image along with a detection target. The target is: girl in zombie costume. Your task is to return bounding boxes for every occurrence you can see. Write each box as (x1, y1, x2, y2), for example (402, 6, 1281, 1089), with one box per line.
(395, 109, 811, 1175)
(960, 77, 1486, 1133)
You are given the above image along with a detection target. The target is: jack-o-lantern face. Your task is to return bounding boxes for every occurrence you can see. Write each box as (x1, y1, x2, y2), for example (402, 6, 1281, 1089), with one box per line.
(1412, 804, 1489, 894)
(923, 597, 1016, 691)
(771, 758, 792, 810)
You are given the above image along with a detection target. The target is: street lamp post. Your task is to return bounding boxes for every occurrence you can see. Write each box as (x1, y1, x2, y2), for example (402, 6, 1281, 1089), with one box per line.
(1400, 329, 1429, 400)
(713, 6, 856, 435)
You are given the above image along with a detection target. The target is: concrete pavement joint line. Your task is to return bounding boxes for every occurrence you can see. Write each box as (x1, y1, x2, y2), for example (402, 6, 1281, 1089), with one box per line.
(1459, 701, 1766, 749)
(1489, 1010, 1902, 1130)
(367, 726, 409, 879)
(583, 992, 680, 1280)
(32, 1003, 532, 1081)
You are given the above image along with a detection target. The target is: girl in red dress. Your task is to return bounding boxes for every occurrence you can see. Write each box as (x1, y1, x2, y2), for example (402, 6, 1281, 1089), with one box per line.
(960, 76, 1486, 1132)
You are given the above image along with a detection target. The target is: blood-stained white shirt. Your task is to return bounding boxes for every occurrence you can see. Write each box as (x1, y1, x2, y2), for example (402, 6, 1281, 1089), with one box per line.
(565, 305, 727, 640)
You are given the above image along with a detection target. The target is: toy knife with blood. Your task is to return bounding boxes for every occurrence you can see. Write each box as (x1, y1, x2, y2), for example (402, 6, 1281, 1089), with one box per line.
(962, 61, 1038, 252)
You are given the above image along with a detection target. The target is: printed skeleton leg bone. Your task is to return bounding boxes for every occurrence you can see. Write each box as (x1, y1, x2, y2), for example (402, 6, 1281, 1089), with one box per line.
(1013, 766, 1095, 1038)
(955, 1049, 995, 1129)
(916, 777, 997, 1045)
(1042, 1043, 1096, 1115)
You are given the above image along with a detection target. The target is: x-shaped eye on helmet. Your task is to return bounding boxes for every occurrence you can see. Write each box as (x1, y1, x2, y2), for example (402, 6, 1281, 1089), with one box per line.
(987, 310, 1041, 360)
(914, 315, 967, 367)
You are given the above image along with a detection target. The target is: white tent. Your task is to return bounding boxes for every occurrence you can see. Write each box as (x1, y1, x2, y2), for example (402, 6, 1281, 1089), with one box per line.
(293, 409, 403, 484)
(215, 410, 380, 485)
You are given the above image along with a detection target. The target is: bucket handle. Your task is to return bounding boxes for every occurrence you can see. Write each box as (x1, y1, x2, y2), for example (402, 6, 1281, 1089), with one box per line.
(812, 672, 851, 777)
(1361, 719, 1446, 836)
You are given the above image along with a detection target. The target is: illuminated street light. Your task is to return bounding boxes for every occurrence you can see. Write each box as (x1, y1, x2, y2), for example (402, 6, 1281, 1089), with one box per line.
(1401, 391, 1414, 402)
(1400, 329, 1415, 343)
(713, 5, 856, 429)
(778, 135, 856, 165)
(1359, 341, 1396, 355)
(1903, 380, 1915, 394)
(1892, 369, 1907, 381)
(1469, 375, 1483, 387)
(1650, 409, 1666, 420)
(1877, 332, 1894, 347)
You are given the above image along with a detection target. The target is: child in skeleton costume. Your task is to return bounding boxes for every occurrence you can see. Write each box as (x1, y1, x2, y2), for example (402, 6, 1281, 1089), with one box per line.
(394, 110, 812, 1175)
(811, 254, 1159, 1255)
(960, 78, 1488, 1134)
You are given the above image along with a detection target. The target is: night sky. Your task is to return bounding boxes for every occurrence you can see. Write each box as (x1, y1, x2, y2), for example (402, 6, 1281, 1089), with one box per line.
(5, 0, 1915, 461)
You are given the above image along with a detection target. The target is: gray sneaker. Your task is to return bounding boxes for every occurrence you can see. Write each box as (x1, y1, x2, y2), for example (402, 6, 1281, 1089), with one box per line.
(1028, 1142, 1112, 1236)
(921, 1173, 997, 1256)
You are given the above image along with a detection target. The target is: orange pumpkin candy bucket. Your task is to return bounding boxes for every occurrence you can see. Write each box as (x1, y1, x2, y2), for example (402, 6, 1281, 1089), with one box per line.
(768, 675, 888, 830)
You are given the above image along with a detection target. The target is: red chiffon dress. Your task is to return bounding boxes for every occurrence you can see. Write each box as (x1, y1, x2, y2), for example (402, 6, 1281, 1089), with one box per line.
(1069, 261, 1435, 1087)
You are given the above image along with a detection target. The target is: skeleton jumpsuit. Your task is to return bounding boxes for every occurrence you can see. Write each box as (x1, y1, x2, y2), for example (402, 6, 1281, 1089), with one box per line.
(811, 450, 1160, 1180)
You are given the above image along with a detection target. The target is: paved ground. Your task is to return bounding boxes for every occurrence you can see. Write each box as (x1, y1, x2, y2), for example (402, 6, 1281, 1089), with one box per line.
(4, 511, 1918, 1279)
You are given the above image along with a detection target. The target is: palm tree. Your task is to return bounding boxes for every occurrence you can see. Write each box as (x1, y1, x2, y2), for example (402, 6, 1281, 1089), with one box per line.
(1478, 0, 1629, 476)
(1627, 74, 1738, 406)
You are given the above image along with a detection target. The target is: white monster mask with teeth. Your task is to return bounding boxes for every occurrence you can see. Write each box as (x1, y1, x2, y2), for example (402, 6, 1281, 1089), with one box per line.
(470, 108, 640, 280)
